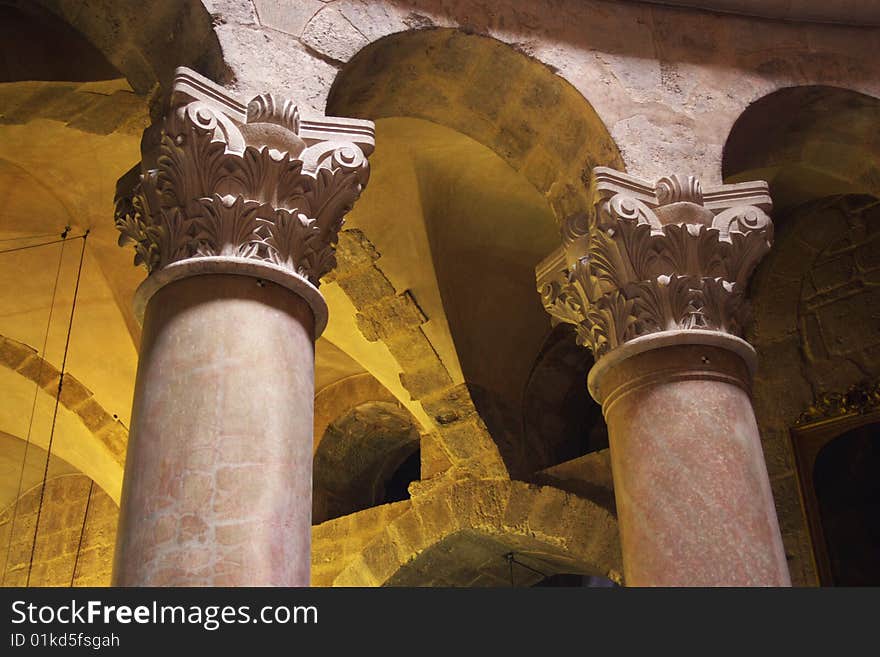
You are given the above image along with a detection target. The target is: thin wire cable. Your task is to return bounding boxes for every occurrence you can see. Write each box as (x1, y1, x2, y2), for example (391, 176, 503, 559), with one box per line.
(1, 234, 69, 585)
(69, 480, 94, 587)
(0, 233, 59, 244)
(0, 234, 85, 256)
(510, 554, 547, 578)
(26, 231, 89, 586)
(504, 552, 548, 587)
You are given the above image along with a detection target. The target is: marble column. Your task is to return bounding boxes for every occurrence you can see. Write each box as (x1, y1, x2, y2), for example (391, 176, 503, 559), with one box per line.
(537, 168, 790, 586)
(111, 68, 374, 586)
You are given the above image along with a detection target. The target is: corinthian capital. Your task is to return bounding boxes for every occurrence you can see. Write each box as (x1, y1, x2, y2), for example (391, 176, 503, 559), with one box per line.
(536, 167, 773, 359)
(114, 67, 374, 334)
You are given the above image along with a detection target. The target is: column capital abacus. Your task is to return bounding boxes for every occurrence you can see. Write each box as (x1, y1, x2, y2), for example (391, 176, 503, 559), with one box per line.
(114, 67, 375, 337)
(536, 166, 773, 396)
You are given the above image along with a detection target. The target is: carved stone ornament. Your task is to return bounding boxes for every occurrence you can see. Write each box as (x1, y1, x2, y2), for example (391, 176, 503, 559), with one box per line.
(114, 67, 374, 334)
(536, 167, 773, 359)
(796, 380, 880, 425)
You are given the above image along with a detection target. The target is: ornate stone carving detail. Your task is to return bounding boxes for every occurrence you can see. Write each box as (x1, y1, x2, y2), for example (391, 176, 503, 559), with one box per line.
(537, 167, 773, 358)
(796, 380, 880, 425)
(114, 67, 374, 288)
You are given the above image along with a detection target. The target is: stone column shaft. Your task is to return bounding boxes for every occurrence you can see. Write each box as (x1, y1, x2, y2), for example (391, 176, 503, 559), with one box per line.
(537, 168, 790, 586)
(112, 68, 374, 586)
(114, 276, 314, 585)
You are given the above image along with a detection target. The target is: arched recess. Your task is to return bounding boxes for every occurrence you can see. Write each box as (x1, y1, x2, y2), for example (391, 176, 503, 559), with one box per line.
(313, 373, 404, 454)
(327, 28, 623, 223)
(725, 86, 880, 585)
(723, 86, 880, 212)
(313, 400, 421, 524)
(1, 470, 118, 586)
(521, 324, 607, 474)
(325, 31, 622, 479)
(332, 479, 621, 587)
(811, 422, 880, 586)
(11, 0, 227, 96)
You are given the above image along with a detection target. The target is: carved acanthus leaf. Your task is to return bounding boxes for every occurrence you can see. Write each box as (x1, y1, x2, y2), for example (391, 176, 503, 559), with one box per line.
(626, 275, 702, 334)
(193, 195, 263, 259)
(537, 167, 774, 360)
(114, 67, 374, 288)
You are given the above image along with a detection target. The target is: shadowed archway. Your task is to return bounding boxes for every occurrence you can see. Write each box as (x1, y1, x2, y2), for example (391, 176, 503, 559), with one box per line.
(723, 86, 880, 211)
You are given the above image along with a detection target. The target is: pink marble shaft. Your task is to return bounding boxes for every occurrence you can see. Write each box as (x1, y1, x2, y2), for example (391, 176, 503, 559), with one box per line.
(113, 274, 315, 586)
(599, 344, 790, 586)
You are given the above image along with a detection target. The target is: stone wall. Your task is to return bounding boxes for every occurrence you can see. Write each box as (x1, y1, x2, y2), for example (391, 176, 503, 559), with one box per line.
(199, 0, 880, 185)
(750, 196, 880, 585)
(0, 474, 118, 586)
(312, 499, 411, 586)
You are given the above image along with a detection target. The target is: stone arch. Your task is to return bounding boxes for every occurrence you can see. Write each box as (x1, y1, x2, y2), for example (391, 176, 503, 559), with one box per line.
(332, 479, 621, 586)
(326, 32, 621, 479)
(20, 0, 227, 95)
(326, 28, 624, 223)
(313, 373, 406, 454)
(723, 86, 880, 211)
(0, 334, 126, 501)
(313, 398, 421, 524)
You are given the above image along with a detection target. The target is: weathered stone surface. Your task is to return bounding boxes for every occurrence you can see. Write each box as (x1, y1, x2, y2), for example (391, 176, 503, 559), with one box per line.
(399, 365, 453, 399)
(334, 479, 622, 587)
(327, 229, 506, 477)
(254, 0, 323, 38)
(213, 23, 338, 114)
(421, 384, 479, 426)
(0, 474, 118, 587)
(335, 266, 396, 307)
(419, 432, 453, 479)
(331, 229, 381, 276)
(74, 397, 114, 434)
(301, 5, 370, 64)
(383, 330, 443, 371)
(356, 292, 426, 341)
(744, 198, 880, 586)
(57, 374, 93, 409)
(16, 355, 61, 389)
(313, 400, 418, 523)
(532, 450, 616, 514)
(0, 336, 36, 369)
